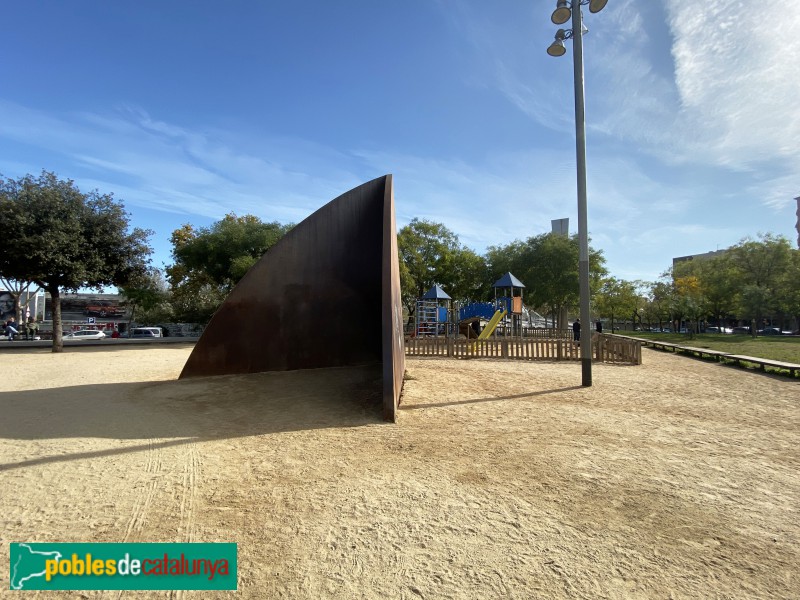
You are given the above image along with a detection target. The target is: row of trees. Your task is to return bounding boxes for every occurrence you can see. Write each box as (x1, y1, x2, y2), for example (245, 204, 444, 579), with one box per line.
(2, 171, 798, 353)
(0, 172, 296, 352)
(125, 217, 608, 329)
(398, 218, 608, 327)
(593, 234, 800, 333)
(142, 222, 800, 334)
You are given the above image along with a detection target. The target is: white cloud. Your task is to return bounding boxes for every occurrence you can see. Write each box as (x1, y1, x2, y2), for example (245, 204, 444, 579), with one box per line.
(667, 0, 800, 170)
(444, 0, 799, 215)
(0, 100, 364, 224)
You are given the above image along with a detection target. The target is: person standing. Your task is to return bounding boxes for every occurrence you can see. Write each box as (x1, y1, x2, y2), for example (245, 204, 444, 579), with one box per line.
(596, 320, 603, 333)
(572, 318, 581, 342)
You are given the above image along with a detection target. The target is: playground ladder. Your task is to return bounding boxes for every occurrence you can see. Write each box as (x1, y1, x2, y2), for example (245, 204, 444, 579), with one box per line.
(416, 299, 440, 337)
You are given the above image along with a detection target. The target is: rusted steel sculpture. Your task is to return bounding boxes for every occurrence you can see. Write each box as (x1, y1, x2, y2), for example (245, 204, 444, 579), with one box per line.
(180, 175, 405, 421)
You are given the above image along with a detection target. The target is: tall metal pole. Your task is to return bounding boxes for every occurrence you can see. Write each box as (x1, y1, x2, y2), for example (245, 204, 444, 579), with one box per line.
(571, 3, 592, 386)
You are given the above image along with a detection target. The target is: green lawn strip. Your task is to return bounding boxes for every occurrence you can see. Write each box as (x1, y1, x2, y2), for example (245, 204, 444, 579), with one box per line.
(620, 332, 800, 364)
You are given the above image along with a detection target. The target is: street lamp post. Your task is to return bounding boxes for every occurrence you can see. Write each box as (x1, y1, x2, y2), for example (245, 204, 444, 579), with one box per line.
(546, 0, 607, 387)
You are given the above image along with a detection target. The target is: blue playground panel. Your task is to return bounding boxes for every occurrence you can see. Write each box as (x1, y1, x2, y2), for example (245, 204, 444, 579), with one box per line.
(459, 299, 512, 322)
(438, 306, 448, 323)
(459, 302, 495, 322)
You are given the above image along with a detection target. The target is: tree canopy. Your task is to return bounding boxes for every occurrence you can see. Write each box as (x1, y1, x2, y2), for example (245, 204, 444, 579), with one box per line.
(487, 233, 606, 325)
(166, 213, 293, 322)
(119, 267, 170, 326)
(397, 218, 489, 314)
(0, 170, 152, 351)
(593, 277, 640, 331)
(730, 233, 794, 324)
(663, 233, 798, 330)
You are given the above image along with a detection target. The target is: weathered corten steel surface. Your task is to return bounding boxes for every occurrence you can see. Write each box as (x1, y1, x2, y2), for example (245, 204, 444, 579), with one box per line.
(180, 175, 405, 421)
(381, 176, 405, 421)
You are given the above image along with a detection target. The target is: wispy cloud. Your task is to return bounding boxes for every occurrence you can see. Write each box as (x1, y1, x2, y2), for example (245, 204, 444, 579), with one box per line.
(443, 0, 799, 214)
(667, 0, 800, 171)
(0, 100, 363, 224)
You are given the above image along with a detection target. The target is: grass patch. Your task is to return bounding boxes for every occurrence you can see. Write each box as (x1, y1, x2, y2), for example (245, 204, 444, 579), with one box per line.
(621, 332, 800, 364)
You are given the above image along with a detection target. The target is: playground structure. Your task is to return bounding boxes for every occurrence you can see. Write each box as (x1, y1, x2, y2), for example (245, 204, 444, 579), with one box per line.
(410, 273, 642, 365)
(414, 272, 531, 341)
(415, 284, 451, 337)
(180, 175, 405, 422)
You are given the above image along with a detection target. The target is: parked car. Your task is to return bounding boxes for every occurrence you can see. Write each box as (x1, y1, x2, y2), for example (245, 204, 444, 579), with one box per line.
(731, 326, 751, 334)
(758, 327, 782, 335)
(64, 329, 106, 340)
(129, 327, 162, 338)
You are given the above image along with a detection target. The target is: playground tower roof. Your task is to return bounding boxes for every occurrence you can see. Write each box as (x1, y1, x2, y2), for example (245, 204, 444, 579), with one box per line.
(422, 284, 451, 300)
(492, 272, 526, 289)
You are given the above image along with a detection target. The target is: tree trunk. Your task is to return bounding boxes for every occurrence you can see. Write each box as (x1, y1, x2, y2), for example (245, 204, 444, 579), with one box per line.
(51, 287, 63, 353)
(128, 304, 137, 333)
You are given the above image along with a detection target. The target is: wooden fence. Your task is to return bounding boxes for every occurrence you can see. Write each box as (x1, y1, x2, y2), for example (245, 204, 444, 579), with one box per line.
(405, 333, 641, 365)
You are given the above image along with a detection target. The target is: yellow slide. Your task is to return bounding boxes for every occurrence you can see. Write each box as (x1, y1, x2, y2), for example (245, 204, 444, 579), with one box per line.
(469, 309, 507, 351)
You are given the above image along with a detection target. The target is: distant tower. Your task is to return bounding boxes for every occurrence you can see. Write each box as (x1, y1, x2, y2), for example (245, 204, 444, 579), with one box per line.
(551, 218, 569, 236)
(796, 196, 800, 248)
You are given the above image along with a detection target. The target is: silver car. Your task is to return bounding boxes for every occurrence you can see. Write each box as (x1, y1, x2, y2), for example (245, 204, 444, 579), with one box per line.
(64, 329, 106, 340)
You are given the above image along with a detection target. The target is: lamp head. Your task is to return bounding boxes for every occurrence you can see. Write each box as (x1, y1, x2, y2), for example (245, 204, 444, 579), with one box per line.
(551, 0, 571, 25)
(589, 0, 608, 13)
(547, 35, 567, 57)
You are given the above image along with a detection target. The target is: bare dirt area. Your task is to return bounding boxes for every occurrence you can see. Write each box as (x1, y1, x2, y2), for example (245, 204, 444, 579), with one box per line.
(0, 345, 798, 599)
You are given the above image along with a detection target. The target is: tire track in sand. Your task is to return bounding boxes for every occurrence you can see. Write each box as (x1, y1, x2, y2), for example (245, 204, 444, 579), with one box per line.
(117, 436, 163, 600)
(173, 438, 201, 600)
(122, 437, 163, 543)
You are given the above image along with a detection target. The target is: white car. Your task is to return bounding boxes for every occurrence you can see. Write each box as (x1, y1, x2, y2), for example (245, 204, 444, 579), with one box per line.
(64, 329, 106, 340)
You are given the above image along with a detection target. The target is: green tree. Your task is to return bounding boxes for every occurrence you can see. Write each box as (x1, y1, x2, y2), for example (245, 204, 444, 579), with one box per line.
(0, 171, 152, 352)
(594, 277, 639, 331)
(645, 280, 675, 330)
(166, 214, 293, 322)
(119, 268, 170, 327)
(695, 254, 738, 329)
(674, 274, 705, 338)
(398, 219, 489, 318)
(730, 233, 794, 327)
(487, 233, 606, 327)
(775, 249, 800, 330)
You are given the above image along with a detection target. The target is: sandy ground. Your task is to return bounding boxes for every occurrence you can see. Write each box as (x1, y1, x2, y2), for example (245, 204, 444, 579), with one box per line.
(0, 344, 798, 599)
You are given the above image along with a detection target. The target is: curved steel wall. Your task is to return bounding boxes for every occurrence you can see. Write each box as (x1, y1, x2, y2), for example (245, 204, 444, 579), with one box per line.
(180, 175, 405, 421)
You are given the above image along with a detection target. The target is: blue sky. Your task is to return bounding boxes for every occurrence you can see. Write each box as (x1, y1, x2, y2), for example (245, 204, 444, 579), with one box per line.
(1, 0, 798, 284)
